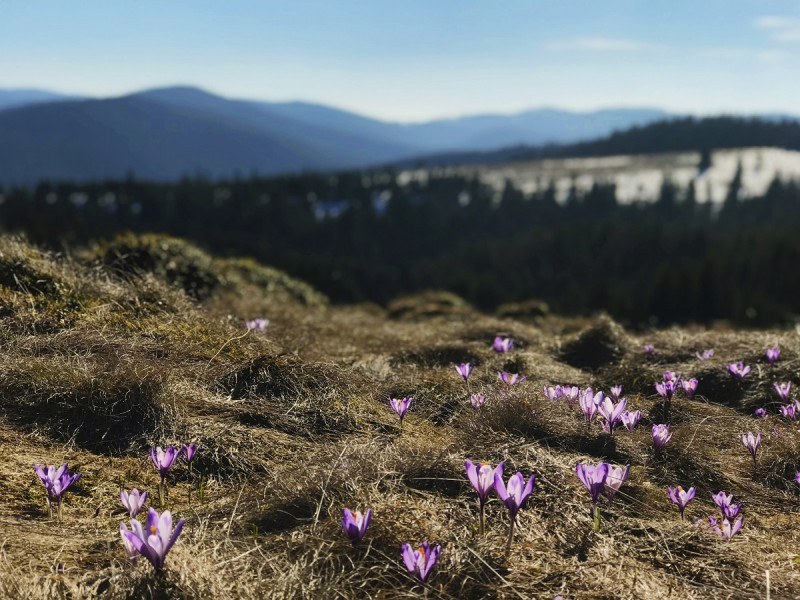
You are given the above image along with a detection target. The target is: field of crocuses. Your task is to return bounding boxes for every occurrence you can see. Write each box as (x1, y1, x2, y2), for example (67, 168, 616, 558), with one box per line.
(1, 233, 800, 598)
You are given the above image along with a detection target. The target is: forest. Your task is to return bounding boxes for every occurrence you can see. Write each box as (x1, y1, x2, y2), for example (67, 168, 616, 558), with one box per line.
(1, 162, 798, 327)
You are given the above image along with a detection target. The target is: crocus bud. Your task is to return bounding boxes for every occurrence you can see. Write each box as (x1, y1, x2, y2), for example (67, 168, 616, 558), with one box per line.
(341, 508, 371, 544)
(576, 462, 609, 506)
(454, 363, 473, 382)
(604, 465, 630, 502)
(492, 337, 514, 353)
(120, 489, 148, 519)
(765, 347, 780, 365)
(621, 410, 641, 431)
(389, 397, 413, 425)
(774, 382, 792, 401)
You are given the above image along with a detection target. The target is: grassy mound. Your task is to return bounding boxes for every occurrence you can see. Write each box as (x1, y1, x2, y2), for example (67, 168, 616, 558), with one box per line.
(0, 234, 797, 598)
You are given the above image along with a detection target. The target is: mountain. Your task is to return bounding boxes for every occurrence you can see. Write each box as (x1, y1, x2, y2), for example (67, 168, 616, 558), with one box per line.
(0, 85, 672, 185)
(0, 89, 78, 112)
(138, 87, 670, 151)
(401, 107, 670, 150)
(0, 89, 419, 185)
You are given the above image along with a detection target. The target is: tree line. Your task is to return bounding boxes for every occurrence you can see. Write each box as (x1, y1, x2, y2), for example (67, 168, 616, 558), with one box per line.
(1, 166, 799, 326)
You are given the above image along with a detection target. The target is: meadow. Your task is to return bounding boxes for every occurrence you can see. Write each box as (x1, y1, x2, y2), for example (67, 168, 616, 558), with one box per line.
(1, 233, 798, 599)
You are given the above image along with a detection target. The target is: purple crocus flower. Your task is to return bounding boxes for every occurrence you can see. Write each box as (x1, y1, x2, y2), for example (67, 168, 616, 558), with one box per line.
(579, 389, 603, 423)
(150, 446, 179, 505)
(34, 463, 82, 520)
(494, 471, 535, 551)
(740, 432, 762, 469)
(561, 386, 579, 406)
(182, 443, 197, 463)
(470, 393, 486, 409)
(655, 380, 680, 401)
(245, 318, 269, 333)
(576, 462, 609, 530)
(621, 410, 641, 431)
(119, 522, 140, 563)
(663, 370, 680, 383)
(465, 460, 504, 535)
(576, 462, 609, 505)
(795, 472, 800, 487)
(754, 407, 768, 419)
(543, 385, 562, 401)
(150, 446, 179, 478)
(120, 489, 148, 519)
(774, 382, 792, 401)
(494, 471, 535, 520)
(765, 347, 780, 365)
(727, 362, 751, 381)
(492, 336, 514, 353)
(389, 397, 413, 428)
(667, 485, 696, 520)
(497, 371, 526, 393)
(651, 424, 672, 450)
(341, 508, 372, 544)
(644, 344, 655, 356)
(681, 378, 698, 398)
(401, 542, 441, 583)
(780, 404, 797, 420)
(609, 385, 623, 400)
(604, 465, 630, 503)
(597, 396, 627, 434)
(696, 349, 715, 361)
(454, 363, 473, 383)
(709, 515, 743, 542)
(121, 507, 185, 571)
(712, 491, 742, 520)
(465, 460, 503, 505)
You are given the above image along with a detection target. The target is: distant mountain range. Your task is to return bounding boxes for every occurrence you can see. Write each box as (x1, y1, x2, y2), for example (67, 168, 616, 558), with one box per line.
(0, 86, 671, 185)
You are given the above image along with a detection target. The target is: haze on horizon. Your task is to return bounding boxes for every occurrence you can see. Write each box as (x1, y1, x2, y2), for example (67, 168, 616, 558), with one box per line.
(3, 0, 800, 122)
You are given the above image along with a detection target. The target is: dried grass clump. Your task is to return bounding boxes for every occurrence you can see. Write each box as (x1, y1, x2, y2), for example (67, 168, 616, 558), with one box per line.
(83, 232, 328, 313)
(0, 354, 168, 452)
(387, 290, 475, 321)
(1, 235, 800, 598)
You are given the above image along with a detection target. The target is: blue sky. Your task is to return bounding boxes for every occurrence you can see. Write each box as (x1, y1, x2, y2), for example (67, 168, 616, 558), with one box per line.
(2, 1, 800, 121)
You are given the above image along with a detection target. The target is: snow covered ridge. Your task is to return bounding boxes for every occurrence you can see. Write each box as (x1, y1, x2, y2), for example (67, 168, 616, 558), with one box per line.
(397, 147, 800, 205)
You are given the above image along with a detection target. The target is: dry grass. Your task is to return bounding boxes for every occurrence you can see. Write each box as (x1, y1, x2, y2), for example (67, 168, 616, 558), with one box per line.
(0, 233, 798, 598)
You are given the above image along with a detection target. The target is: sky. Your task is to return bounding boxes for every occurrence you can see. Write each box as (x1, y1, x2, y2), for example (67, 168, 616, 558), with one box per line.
(2, 0, 800, 122)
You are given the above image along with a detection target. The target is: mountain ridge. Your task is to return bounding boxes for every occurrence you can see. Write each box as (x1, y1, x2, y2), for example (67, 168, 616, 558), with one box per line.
(1, 85, 788, 185)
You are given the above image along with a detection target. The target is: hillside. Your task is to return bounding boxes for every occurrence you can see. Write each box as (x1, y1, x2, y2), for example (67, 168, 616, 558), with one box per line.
(403, 116, 800, 169)
(0, 91, 416, 184)
(0, 233, 798, 598)
(0, 86, 668, 185)
(0, 89, 76, 112)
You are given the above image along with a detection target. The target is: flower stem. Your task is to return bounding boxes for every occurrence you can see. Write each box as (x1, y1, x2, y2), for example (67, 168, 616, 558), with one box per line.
(505, 517, 515, 554)
(479, 502, 485, 537)
(593, 504, 601, 531)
